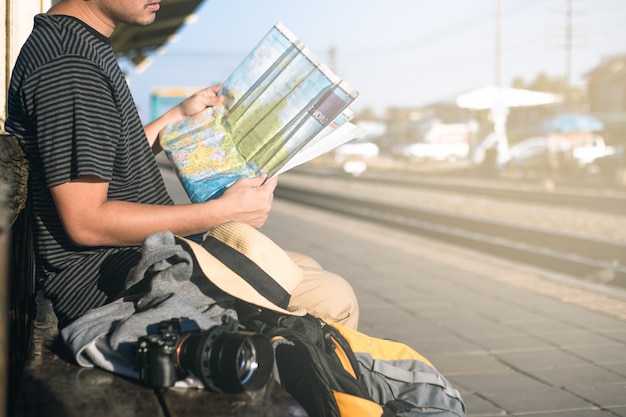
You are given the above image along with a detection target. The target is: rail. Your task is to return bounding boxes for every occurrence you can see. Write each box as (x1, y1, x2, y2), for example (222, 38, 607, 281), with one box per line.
(293, 165, 626, 215)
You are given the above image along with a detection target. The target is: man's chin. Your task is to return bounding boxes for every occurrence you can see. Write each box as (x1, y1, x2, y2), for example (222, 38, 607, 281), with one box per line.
(129, 14, 157, 26)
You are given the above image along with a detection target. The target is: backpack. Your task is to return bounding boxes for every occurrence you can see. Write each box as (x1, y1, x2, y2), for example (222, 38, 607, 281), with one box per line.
(245, 312, 466, 417)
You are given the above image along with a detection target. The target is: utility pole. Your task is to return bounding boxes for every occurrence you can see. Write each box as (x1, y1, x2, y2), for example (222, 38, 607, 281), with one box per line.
(495, 0, 502, 88)
(564, 0, 573, 108)
(491, 0, 509, 164)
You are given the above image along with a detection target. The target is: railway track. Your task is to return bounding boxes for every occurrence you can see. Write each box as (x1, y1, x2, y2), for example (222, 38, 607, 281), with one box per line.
(275, 182, 626, 289)
(292, 165, 626, 215)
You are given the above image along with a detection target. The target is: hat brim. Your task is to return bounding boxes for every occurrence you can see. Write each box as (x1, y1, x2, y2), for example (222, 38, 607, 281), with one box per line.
(178, 236, 307, 316)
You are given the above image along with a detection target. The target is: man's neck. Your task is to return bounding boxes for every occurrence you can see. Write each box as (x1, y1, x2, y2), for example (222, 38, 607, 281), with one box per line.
(48, 0, 116, 37)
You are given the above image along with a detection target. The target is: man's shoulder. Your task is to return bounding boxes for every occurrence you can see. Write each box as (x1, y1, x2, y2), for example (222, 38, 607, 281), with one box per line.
(30, 13, 111, 50)
(14, 14, 115, 83)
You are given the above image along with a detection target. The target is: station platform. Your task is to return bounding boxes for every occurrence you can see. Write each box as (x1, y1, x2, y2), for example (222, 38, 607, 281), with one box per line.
(160, 168, 626, 417)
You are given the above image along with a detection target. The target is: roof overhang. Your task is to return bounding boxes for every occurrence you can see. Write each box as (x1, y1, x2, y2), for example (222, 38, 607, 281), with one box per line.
(111, 0, 206, 67)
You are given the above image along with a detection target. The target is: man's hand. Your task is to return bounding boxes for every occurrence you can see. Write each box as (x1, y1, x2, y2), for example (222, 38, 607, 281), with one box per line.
(217, 174, 278, 228)
(144, 84, 226, 152)
(176, 85, 225, 118)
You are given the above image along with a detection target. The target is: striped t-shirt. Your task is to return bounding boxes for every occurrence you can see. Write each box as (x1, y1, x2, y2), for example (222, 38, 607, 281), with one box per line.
(6, 14, 173, 328)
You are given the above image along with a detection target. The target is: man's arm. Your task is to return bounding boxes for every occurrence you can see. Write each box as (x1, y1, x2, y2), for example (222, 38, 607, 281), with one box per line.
(143, 85, 224, 153)
(50, 174, 277, 247)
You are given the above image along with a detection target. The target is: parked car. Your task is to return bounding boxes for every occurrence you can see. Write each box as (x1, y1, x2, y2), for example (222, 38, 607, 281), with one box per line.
(401, 123, 470, 163)
(401, 141, 470, 163)
(500, 134, 618, 177)
(499, 137, 551, 173)
(571, 135, 617, 168)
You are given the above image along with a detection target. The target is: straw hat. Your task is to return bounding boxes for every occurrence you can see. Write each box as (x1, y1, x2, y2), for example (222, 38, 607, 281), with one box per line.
(178, 221, 306, 316)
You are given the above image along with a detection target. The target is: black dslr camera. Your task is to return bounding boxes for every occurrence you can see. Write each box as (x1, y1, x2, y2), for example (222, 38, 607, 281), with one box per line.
(136, 316, 273, 393)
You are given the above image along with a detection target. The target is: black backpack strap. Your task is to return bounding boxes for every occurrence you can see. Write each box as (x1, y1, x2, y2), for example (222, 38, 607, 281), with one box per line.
(382, 399, 414, 416)
(243, 311, 375, 416)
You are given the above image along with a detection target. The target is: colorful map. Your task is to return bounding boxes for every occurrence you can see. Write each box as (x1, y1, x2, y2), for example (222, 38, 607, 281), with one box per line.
(160, 23, 359, 202)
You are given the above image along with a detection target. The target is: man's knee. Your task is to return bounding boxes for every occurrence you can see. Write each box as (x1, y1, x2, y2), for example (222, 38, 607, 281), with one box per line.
(329, 274, 359, 327)
(286, 251, 323, 269)
(291, 268, 359, 330)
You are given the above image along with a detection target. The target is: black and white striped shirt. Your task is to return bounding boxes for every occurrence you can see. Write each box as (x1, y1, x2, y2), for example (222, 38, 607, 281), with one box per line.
(6, 14, 173, 328)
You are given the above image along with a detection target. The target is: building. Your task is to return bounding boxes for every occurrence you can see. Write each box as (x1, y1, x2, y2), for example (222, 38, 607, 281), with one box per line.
(586, 53, 626, 145)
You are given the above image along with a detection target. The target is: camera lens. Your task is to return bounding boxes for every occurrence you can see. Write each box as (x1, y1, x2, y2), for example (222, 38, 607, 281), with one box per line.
(236, 337, 259, 385)
(177, 329, 273, 393)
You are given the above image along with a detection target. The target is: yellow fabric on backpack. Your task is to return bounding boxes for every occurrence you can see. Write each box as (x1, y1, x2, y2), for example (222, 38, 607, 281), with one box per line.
(330, 322, 434, 367)
(333, 391, 383, 417)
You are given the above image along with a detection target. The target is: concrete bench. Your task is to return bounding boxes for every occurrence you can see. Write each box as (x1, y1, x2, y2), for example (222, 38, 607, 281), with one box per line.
(0, 134, 306, 417)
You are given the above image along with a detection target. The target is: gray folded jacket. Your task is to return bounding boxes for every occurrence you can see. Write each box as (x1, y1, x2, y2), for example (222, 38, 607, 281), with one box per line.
(61, 230, 237, 381)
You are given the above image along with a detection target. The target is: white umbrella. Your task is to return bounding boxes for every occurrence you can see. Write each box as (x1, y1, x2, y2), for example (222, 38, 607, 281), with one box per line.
(456, 86, 561, 166)
(456, 85, 561, 110)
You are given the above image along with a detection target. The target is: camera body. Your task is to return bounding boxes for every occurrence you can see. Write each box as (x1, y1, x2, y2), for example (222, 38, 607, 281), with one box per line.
(137, 316, 273, 393)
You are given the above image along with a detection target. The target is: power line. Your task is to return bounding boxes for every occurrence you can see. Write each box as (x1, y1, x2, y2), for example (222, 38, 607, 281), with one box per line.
(342, 0, 546, 58)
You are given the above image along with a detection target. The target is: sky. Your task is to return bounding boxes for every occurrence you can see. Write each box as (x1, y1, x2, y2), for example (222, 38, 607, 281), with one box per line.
(123, 0, 626, 122)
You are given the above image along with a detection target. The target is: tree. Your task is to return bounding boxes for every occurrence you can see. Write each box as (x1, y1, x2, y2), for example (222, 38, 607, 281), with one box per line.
(354, 107, 378, 121)
(510, 72, 585, 110)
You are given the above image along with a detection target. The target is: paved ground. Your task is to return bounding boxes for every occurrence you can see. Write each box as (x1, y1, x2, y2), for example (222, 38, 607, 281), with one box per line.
(161, 167, 626, 417)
